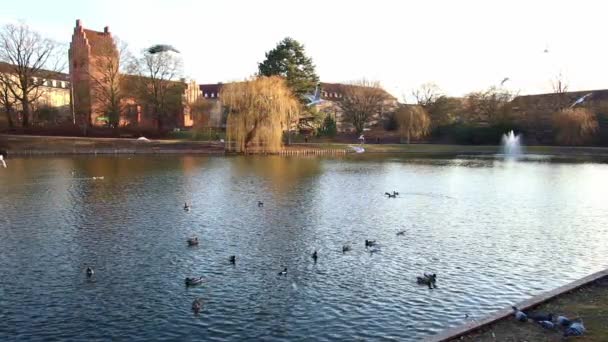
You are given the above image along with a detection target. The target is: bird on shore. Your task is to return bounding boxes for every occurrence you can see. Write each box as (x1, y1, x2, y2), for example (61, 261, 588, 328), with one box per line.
(563, 320, 585, 337)
(229, 255, 236, 264)
(278, 267, 287, 276)
(537, 320, 555, 329)
(86, 266, 94, 278)
(530, 313, 553, 322)
(556, 315, 572, 327)
(512, 306, 528, 322)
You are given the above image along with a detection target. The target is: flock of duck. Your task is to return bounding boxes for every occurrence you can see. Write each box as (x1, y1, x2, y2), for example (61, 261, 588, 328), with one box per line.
(511, 306, 586, 337)
(85, 194, 587, 337)
(177, 193, 440, 314)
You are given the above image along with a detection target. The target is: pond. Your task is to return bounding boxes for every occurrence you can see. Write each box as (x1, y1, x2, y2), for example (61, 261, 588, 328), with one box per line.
(1, 155, 607, 341)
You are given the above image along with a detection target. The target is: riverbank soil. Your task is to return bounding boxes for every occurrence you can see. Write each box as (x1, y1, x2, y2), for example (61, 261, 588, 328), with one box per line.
(451, 276, 608, 341)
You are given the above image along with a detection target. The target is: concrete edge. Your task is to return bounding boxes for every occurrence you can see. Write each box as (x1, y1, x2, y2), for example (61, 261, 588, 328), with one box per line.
(425, 268, 608, 342)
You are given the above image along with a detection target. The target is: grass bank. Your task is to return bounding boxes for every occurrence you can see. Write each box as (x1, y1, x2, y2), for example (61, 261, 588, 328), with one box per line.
(448, 274, 608, 341)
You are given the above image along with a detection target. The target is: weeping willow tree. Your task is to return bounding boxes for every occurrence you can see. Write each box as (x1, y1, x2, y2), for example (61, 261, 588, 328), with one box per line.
(396, 104, 431, 144)
(222, 76, 299, 153)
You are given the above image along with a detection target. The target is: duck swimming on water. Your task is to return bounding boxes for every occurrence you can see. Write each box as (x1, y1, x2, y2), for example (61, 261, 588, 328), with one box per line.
(183, 202, 190, 211)
(312, 251, 318, 262)
(192, 298, 203, 314)
(187, 237, 199, 246)
(278, 267, 287, 276)
(86, 267, 94, 277)
(229, 255, 236, 264)
(342, 245, 351, 253)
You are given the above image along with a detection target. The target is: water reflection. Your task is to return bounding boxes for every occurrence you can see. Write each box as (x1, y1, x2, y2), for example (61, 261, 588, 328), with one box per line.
(1, 156, 607, 341)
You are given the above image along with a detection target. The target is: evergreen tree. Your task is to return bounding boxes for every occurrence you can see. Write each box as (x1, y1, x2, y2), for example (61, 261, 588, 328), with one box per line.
(258, 37, 319, 101)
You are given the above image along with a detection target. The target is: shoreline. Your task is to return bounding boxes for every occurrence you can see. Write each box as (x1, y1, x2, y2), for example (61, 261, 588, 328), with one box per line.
(428, 269, 608, 341)
(3, 134, 608, 157)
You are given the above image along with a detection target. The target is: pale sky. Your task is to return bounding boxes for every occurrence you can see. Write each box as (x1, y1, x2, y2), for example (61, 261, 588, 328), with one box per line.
(2, 0, 607, 100)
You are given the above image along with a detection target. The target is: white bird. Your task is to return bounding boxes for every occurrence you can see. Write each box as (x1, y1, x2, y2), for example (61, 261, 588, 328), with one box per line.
(0, 155, 6, 168)
(570, 93, 593, 108)
(303, 84, 325, 107)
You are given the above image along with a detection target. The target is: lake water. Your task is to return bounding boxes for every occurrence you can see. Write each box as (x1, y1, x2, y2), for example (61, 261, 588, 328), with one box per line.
(1, 155, 607, 341)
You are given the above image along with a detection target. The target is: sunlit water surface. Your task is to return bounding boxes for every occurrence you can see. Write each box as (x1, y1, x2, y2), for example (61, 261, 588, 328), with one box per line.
(1, 155, 607, 341)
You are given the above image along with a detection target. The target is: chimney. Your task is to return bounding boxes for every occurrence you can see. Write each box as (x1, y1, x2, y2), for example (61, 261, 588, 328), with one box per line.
(104, 26, 109, 34)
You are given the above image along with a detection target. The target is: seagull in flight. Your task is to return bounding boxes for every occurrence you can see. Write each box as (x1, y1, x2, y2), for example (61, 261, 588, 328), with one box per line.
(500, 77, 510, 86)
(303, 84, 325, 107)
(147, 44, 180, 54)
(570, 93, 593, 108)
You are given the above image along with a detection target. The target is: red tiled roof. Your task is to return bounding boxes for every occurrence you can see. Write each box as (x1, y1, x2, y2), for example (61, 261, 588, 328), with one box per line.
(0, 61, 69, 82)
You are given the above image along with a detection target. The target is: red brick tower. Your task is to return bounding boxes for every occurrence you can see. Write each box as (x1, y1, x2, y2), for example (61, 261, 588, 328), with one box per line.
(69, 19, 118, 126)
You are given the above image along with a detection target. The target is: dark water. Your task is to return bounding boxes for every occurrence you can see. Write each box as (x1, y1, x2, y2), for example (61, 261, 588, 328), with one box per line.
(1, 155, 607, 341)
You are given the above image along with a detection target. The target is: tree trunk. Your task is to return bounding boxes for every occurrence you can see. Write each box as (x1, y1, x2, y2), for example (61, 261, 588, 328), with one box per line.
(21, 99, 30, 127)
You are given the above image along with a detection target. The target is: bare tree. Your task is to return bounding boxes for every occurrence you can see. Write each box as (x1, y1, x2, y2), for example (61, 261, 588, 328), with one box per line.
(465, 86, 517, 125)
(549, 72, 570, 110)
(0, 23, 64, 127)
(395, 105, 430, 144)
(0, 81, 16, 127)
(86, 38, 131, 127)
(338, 79, 391, 134)
(411, 82, 442, 107)
(129, 49, 183, 131)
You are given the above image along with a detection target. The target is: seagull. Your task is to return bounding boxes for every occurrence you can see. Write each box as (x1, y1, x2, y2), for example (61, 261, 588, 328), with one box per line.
(303, 84, 325, 107)
(147, 44, 180, 54)
(500, 77, 510, 86)
(570, 93, 593, 108)
(0, 155, 6, 168)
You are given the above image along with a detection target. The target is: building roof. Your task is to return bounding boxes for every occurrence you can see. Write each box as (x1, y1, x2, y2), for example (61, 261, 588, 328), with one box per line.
(0, 61, 70, 82)
(82, 28, 115, 56)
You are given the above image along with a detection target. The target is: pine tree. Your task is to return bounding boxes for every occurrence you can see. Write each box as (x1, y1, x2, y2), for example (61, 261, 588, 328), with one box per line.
(258, 37, 319, 102)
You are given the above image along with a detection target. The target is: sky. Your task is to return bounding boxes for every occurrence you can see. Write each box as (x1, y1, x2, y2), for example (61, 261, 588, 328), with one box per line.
(2, 0, 607, 100)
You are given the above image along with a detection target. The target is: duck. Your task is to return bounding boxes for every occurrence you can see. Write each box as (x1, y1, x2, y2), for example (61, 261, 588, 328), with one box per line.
(187, 237, 199, 246)
(417, 273, 437, 289)
(396, 230, 406, 236)
(393, 191, 399, 196)
(192, 298, 203, 313)
(556, 315, 572, 327)
(312, 251, 318, 262)
(183, 202, 190, 211)
(368, 247, 381, 254)
(278, 267, 287, 276)
(385, 192, 396, 198)
(86, 266, 94, 277)
(258, 201, 264, 207)
(511, 306, 528, 322)
(365, 239, 377, 247)
(229, 255, 236, 264)
(563, 320, 585, 337)
(185, 276, 204, 286)
(342, 245, 351, 253)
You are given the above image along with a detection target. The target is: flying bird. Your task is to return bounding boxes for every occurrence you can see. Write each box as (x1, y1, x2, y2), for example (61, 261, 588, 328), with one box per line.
(570, 93, 593, 108)
(147, 44, 180, 54)
(500, 77, 510, 86)
(303, 84, 325, 107)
